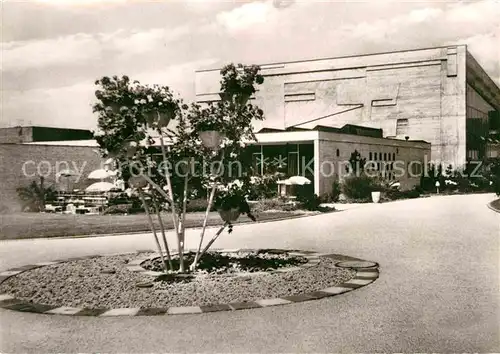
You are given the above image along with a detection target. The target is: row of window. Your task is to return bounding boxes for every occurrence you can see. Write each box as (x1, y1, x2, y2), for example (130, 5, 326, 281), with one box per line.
(368, 152, 397, 161)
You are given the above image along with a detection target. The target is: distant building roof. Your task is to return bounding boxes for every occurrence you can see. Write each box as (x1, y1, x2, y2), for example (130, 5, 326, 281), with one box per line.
(23, 139, 99, 147)
(256, 124, 383, 138)
(0, 126, 94, 144)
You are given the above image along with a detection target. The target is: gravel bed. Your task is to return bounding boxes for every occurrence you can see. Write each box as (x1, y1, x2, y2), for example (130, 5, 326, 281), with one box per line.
(0, 254, 356, 309)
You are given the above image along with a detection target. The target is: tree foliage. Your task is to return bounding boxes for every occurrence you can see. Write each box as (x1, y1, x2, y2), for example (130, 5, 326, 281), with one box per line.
(92, 63, 265, 272)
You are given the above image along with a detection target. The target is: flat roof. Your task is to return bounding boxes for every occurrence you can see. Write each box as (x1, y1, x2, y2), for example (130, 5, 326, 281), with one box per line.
(196, 44, 467, 72)
(22, 140, 99, 147)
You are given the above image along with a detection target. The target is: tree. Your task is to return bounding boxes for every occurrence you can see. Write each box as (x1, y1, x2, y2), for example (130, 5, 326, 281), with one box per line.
(92, 64, 265, 274)
(348, 150, 366, 176)
(16, 177, 56, 212)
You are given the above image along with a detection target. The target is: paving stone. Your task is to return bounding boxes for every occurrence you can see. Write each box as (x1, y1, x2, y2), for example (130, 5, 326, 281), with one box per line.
(0, 294, 15, 302)
(34, 261, 62, 266)
(0, 271, 22, 277)
(356, 272, 379, 279)
(10, 265, 39, 271)
(3, 302, 57, 313)
(228, 301, 261, 310)
(336, 260, 378, 269)
(345, 278, 374, 286)
(337, 282, 363, 289)
(200, 304, 232, 313)
(304, 291, 334, 299)
(0, 276, 12, 284)
(167, 306, 202, 315)
(255, 298, 292, 307)
(75, 308, 108, 316)
(136, 308, 167, 316)
(282, 294, 315, 302)
(45, 307, 83, 315)
(100, 308, 140, 316)
(320, 286, 352, 294)
(0, 298, 24, 308)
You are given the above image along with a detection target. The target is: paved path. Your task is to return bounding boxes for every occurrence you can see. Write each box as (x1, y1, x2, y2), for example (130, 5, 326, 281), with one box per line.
(1, 194, 498, 352)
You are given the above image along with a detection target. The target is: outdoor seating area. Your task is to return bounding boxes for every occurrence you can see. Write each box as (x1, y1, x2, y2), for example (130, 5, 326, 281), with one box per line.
(44, 191, 109, 215)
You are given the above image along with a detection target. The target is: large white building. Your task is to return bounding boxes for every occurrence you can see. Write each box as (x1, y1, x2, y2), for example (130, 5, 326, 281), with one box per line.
(195, 45, 500, 169)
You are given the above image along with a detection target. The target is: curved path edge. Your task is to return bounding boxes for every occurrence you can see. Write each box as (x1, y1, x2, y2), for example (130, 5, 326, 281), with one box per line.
(487, 199, 500, 213)
(0, 249, 379, 317)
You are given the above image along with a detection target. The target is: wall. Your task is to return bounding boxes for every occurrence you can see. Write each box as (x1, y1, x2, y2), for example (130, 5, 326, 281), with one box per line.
(196, 45, 468, 167)
(316, 133, 431, 195)
(0, 144, 102, 212)
(0, 127, 33, 144)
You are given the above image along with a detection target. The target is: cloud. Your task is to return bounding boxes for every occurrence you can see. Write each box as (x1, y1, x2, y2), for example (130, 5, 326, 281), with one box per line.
(2, 25, 192, 71)
(1, 58, 219, 130)
(2, 33, 102, 71)
(28, 0, 129, 7)
(3, 0, 500, 131)
(216, 1, 277, 33)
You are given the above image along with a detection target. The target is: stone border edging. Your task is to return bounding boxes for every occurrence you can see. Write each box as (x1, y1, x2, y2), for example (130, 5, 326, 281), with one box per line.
(0, 249, 379, 317)
(487, 199, 500, 213)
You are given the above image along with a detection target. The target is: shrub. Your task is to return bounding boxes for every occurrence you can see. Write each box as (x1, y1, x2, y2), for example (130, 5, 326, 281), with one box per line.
(295, 184, 322, 211)
(103, 204, 133, 214)
(321, 180, 341, 203)
(252, 198, 298, 213)
(247, 173, 281, 200)
(383, 186, 421, 201)
(184, 198, 216, 212)
(341, 175, 376, 201)
(298, 194, 322, 211)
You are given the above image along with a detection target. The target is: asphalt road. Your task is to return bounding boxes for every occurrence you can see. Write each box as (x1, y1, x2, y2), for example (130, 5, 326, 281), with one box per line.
(1, 194, 499, 352)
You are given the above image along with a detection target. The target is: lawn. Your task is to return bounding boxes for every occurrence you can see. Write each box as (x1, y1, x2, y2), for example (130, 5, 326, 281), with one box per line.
(0, 210, 306, 240)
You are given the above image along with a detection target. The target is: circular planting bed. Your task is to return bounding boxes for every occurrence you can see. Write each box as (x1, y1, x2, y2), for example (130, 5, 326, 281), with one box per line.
(0, 249, 379, 316)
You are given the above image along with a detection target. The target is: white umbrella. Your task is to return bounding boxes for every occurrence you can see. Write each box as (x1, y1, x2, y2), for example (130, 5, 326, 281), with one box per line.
(85, 182, 115, 192)
(284, 176, 311, 185)
(88, 169, 116, 180)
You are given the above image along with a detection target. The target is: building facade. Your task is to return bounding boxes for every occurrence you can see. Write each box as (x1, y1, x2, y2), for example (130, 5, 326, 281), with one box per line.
(250, 125, 430, 195)
(0, 139, 102, 212)
(195, 45, 500, 169)
(0, 126, 94, 144)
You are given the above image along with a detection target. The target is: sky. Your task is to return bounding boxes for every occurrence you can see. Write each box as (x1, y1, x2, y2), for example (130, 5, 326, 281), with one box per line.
(1, 0, 499, 131)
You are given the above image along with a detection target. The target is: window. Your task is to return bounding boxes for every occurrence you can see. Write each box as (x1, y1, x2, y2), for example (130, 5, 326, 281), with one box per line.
(396, 119, 409, 135)
(288, 152, 299, 176)
(369, 152, 372, 160)
(467, 150, 479, 160)
(374, 153, 377, 161)
(384, 153, 387, 161)
(336, 149, 340, 157)
(393, 152, 396, 160)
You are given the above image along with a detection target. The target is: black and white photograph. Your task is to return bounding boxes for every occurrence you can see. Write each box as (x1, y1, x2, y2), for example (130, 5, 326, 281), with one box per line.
(0, 0, 499, 352)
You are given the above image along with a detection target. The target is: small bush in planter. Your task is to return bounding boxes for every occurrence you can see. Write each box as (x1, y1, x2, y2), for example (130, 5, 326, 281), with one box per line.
(341, 175, 376, 201)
